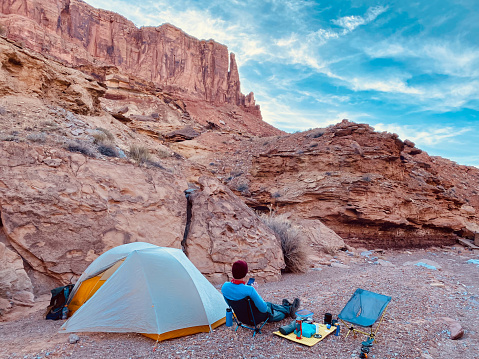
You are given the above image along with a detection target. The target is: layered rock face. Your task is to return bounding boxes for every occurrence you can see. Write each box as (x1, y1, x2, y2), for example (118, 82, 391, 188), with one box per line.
(0, 0, 259, 112)
(0, 141, 284, 302)
(0, 37, 105, 115)
(0, 142, 188, 284)
(245, 120, 479, 247)
(203, 120, 478, 248)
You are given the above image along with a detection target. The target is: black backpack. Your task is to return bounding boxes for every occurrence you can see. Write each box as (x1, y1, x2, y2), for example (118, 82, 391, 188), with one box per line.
(45, 284, 74, 320)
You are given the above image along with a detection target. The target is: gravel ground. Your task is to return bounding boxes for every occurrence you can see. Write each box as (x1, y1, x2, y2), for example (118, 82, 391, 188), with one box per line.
(1, 246, 478, 359)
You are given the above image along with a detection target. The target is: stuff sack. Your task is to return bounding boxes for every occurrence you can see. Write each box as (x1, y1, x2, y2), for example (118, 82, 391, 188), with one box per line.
(45, 284, 73, 320)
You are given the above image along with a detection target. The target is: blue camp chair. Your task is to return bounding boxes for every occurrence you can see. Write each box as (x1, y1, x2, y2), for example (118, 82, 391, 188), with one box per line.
(224, 296, 269, 337)
(338, 288, 391, 341)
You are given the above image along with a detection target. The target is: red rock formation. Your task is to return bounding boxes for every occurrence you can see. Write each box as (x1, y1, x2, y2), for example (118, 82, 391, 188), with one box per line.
(0, 37, 105, 115)
(0, 36, 284, 305)
(0, 0, 260, 113)
(204, 120, 479, 248)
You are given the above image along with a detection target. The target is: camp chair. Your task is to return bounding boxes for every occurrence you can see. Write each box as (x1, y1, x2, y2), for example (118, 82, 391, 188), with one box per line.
(338, 288, 391, 342)
(224, 296, 269, 337)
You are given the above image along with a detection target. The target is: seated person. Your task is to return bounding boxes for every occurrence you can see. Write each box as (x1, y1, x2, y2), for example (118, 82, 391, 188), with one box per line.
(222, 260, 300, 322)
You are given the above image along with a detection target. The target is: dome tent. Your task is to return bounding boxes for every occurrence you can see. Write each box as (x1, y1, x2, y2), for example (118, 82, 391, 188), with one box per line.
(61, 243, 226, 341)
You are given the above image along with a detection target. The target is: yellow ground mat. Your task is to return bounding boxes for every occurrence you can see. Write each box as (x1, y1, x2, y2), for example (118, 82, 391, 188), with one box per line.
(273, 323, 337, 347)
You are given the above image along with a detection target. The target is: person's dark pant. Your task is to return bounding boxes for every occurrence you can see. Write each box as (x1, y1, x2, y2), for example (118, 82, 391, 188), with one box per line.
(266, 302, 290, 322)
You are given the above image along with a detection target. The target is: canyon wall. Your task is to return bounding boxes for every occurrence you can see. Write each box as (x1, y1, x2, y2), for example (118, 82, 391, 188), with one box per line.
(244, 120, 479, 247)
(0, 0, 260, 112)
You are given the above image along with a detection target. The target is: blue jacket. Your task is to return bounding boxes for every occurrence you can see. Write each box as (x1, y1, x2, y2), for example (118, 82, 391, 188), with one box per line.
(221, 281, 268, 313)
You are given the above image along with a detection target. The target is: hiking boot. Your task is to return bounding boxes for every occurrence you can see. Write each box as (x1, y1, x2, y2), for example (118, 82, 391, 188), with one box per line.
(282, 299, 291, 307)
(289, 298, 300, 319)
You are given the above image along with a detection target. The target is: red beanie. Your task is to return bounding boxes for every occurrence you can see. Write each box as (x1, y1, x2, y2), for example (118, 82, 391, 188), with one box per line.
(232, 260, 248, 279)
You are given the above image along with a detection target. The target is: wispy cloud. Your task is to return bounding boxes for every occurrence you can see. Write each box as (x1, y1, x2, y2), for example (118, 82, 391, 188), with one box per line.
(348, 77, 422, 95)
(332, 6, 388, 33)
(372, 122, 472, 146)
(365, 39, 479, 78)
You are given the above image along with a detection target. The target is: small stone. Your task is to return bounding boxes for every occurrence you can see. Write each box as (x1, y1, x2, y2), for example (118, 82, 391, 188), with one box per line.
(440, 317, 464, 340)
(68, 334, 80, 344)
(376, 259, 395, 267)
(71, 128, 84, 136)
(360, 251, 373, 257)
(330, 262, 350, 269)
(450, 323, 464, 340)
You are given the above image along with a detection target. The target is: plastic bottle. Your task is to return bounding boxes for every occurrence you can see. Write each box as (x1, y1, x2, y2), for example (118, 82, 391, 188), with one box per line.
(62, 305, 68, 320)
(226, 308, 233, 327)
(335, 323, 340, 336)
(295, 319, 302, 339)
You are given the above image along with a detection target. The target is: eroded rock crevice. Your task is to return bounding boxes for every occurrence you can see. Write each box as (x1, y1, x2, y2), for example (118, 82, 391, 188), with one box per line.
(181, 188, 196, 256)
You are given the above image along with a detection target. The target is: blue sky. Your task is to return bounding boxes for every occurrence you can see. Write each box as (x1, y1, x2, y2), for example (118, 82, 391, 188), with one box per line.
(85, 0, 479, 167)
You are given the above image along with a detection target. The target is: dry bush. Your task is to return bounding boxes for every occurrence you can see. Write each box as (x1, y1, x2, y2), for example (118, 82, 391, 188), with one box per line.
(93, 128, 115, 145)
(92, 131, 108, 144)
(156, 148, 171, 159)
(260, 213, 309, 273)
(66, 142, 95, 157)
(26, 132, 47, 143)
(96, 127, 115, 141)
(0, 133, 17, 141)
(128, 144, 151, 163)
(98, 144, 118, 157)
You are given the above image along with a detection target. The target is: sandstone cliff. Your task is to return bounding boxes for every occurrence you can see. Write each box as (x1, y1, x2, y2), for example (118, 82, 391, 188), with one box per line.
(193, 120, 479, 248)
(0, 36, 285, 310)
(0, 0, 260, 113)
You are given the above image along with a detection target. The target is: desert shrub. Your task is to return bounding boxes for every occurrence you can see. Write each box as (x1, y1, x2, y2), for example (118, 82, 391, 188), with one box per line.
(66, 143, 94, 157)
(92, 128, 115, 145)
(0, 133, 17, 141)
(98, 144, 118, 157)
(26, 132, 46, 143)
(96, 127, 114, 141)
(92, 131, 108, 144)
(156, 148, 171, 159)
(236, 183, 249, 193)
(128, 144, 151, 163)
(260, 213, 309, 273)
(145, 160, 165, 170)
(362, 174, 373, 182)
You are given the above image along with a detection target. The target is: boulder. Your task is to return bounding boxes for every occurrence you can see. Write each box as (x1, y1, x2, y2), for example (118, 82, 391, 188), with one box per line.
(0, 242, 33, 302)
(186, 176, 284, 284)
(296, 219, 346, 254)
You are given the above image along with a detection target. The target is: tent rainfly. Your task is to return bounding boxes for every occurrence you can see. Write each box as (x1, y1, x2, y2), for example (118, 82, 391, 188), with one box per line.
(60, 243, 227, 341)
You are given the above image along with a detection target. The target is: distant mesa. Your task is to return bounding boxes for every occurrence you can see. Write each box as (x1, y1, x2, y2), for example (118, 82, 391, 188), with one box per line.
(0, 0, 259, 113)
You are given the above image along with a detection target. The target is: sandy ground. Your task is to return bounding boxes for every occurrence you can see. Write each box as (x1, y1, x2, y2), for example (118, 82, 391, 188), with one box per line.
(1, 246, 478, 359)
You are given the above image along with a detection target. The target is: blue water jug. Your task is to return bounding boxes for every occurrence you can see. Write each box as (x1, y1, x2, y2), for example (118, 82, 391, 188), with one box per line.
(335, 323, 340, 336)
(226, 308, 233, 327)
(62, 306, 68, 320)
